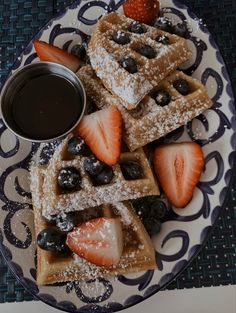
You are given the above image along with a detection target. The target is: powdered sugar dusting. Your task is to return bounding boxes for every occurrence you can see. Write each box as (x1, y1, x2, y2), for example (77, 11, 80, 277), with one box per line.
(77, 66, 213, 152)
(36, 137, 159, 216)
(73, 254, 104, 279)
(88, 12, 191, 109)
(113, 202, 132, 225)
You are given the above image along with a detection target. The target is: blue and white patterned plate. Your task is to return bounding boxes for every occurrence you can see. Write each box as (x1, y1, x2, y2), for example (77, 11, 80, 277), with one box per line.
(0, 0, 235, 312)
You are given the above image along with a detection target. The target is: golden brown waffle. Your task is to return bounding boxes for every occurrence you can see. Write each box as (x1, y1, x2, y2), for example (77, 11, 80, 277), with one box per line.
(31, 165, 157, 285)
(33, 137, 159, 217)
(77, 65, 213, 151)
(88, 12, 191, 109)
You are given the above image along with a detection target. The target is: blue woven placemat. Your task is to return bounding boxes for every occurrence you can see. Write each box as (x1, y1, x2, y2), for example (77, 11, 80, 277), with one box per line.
(0, 0, 236, 303)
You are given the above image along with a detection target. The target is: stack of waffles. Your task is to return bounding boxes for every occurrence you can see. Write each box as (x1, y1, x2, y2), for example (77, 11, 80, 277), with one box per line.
(31, 12, 213, 285)
(85, 12, 212, 151)
(31, 136, 159, 285)
(31, 160, 158, 285)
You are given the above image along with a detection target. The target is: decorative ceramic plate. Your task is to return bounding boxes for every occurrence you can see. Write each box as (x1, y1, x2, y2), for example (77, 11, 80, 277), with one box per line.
(0, 0, 235, 312)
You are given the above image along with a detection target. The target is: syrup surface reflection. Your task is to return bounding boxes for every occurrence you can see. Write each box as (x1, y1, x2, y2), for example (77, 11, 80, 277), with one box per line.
(11, 73, 82, 140)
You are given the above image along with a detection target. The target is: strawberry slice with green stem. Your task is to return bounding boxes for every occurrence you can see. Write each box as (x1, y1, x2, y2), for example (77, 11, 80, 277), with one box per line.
(76, 106, 122, 166)
(154, 142, 204, 208)
(66, 217, 123, 267)
(33, 40, 80, 72)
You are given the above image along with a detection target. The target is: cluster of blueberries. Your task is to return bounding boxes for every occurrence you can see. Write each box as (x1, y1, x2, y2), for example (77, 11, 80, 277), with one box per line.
(37, 213, 75, 254)
(70, 17, 190, 108)
(131, 196, 167, 236)
(70, 17, 187, 75)
(37, 196, 167, 254)
(37, 137, 166, 253)
(58, 136, 144, 191)
(37, 137, 146, 253)
(111, 18, 187, 74)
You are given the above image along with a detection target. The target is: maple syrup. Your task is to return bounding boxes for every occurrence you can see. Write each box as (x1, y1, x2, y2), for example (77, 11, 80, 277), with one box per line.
(10, 73, 83, 140)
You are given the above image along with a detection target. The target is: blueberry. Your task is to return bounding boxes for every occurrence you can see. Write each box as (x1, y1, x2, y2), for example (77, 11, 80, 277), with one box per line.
(120, 160, 143, 180)
(173, 23, 187, 38)
(129, 21, 147, 34)
(57, 167, 81, 191)
(131, 196, 166, 220)
(84, 155, 104, 176)
(112, 31, 130, 45)
(92, 165, 114, 185)
(37, 228, 68, 253)
(119, 56, 138, 74)
(149, 200, 167, 219)
(155, 35, 170, 45)
(71, 44, 86, 60)
(143, 217, 161, 236)
(136, 44, 156, 59)
(152, 89, 171, 106)
(68, 136, 90, 156)
(173, 78, 190, 95)
(154, 17, 173, 33)
(56, 212, 77, 232)
(131, 198, 150, 220)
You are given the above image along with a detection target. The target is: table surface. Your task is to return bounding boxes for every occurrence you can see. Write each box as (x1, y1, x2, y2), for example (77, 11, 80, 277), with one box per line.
(0, 0, 236, 311)
(1, 285, 236, 313)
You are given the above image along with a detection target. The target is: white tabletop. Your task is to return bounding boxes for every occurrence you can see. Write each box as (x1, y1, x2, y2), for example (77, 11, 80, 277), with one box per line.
(1, 285, 236, 313)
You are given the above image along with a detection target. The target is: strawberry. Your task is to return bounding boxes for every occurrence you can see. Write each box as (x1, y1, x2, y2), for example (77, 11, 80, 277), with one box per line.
(66, 217, 123, 267)
(33, 40, 80, 72)
(123, 0, 160, 25)
(154, 142, 204, 208)
(76, 106, 122, 166)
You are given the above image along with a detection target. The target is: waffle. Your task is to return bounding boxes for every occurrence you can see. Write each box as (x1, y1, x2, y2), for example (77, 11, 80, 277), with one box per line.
(33, 136, 159, 217)
(31, 166, 157, 285)
(88, 12, 191, 109)
(77, 65, 213, 151)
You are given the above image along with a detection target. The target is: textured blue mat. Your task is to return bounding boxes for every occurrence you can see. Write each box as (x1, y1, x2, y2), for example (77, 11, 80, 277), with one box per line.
(0, 0, 236, 303)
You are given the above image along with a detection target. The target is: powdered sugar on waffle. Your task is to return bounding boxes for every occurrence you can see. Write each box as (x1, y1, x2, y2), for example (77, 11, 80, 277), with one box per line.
(72, 254, 104, 279)
(31, 164, 157, 284)
(112, 202, 132, 226)
(89, 45, 152, 106)
(77, 65, 213, 151)
(40, 138, 159, 216)
(88, 12, 191, 109)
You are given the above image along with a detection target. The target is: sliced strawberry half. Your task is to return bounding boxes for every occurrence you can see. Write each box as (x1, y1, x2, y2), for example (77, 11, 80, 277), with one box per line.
(123, 0, 160, 25)
(33, 40, 80, 72)
(154, 142, 204, 208)
(66, 217, 123, 267)
(76, 106, 122, 166)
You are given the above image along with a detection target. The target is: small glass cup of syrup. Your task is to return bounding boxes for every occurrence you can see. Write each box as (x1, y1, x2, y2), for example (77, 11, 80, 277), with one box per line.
(0, 62, 87, 142)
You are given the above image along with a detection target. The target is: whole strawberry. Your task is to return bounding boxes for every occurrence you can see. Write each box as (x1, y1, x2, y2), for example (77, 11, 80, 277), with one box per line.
(123, 0, 160, 25)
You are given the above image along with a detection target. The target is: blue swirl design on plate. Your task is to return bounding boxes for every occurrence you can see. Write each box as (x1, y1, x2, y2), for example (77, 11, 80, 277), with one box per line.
(117, 270, 154, 291)
(14, 177, 32, 199)
(0, 132, 38, 248)
(187, 68, 231, 146)
(156, 230, 189, 270)
(3, 207, 32, 249)
(24, 53, 38, 66)
(0, 121, 19, 158)
(0, 0, 235, 312)
(66, 278, 113, 303)
(78, 1, 115, 25)
(162, 7, 208, 76)
(49, 24, 89, 45)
